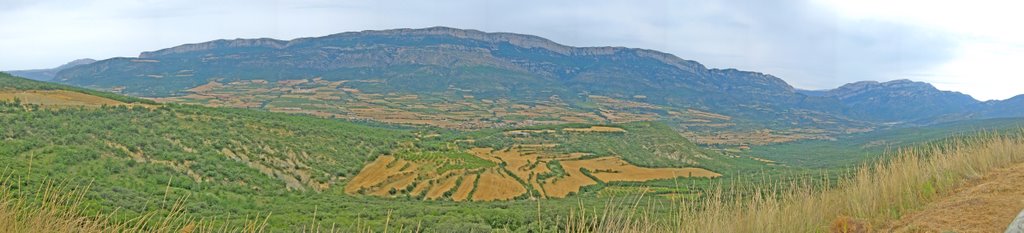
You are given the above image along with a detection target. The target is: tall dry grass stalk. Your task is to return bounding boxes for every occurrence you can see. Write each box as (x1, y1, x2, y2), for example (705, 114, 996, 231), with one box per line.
(567, 130, 1024, 233)
(562, 192, 673, 233)
(0, 175, 270, 233)
(0, 174, 409, 233)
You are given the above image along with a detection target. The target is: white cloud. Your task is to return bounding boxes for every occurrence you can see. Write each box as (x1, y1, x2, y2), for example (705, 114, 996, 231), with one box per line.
(813, 0, 1024, 100)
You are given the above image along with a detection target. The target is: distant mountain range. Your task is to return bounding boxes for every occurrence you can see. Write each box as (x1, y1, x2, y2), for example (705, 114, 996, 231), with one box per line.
(48, 27, 1024, 129)
(6, 58, 96, 81)
(802, 80, 1024, 124)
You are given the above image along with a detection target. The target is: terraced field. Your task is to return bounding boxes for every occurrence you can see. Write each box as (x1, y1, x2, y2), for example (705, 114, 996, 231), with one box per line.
(345, 126, 722, 201)
(146, 78, 842, 145)
(154, 78, 862, 146)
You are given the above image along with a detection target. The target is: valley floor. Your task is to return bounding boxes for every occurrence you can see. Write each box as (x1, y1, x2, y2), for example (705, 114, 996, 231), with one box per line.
(884, 162, 1024, 232)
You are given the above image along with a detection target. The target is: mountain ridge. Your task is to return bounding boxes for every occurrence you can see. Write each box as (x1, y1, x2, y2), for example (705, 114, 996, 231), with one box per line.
(6, 58, 96, 81)
(137, 27, 713, 75)
(55, 27, 801, 115)
(52, 26, 1024, 130)
(809, 79, 983, 123)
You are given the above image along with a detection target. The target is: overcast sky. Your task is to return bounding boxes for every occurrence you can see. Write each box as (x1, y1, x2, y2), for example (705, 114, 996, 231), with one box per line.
(1, 0, 1021, 100)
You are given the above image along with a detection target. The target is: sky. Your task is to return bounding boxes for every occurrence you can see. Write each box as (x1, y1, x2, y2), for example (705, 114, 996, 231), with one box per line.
(1, 0, 1021, 100)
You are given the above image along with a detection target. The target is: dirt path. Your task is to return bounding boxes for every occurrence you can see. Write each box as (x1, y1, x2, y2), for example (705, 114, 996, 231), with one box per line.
(884, 162, 1024, 233)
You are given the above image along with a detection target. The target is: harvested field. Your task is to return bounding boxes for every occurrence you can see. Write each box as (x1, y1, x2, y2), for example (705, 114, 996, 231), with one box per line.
(369, 171, 417, 196)
(541, 167, 599, 198)
(563, 126, 627, 133)
(682, 129, 834, 145)
(451, 173, 478, 201)
(685, 109, 732, 121)
(562, 157, 720, 183)
(471, 169, 527, 201)
(344, 156, 417, 194)
(0, 90, 127, 107)
(187, 81, 223, 93)
(159, 78, 737, 130)
(424, 172, 461, 200)
(410, 178, 432, 196)
(480, 148, 541, 180)
(347, 145, 719, 201)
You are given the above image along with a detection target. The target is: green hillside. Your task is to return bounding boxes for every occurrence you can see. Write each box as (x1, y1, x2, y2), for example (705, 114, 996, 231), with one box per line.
(1, 73, 735, 231)
(0, 72, 154, 104)
(450, 121, 742, 171)
(5, 71, 1024, 231)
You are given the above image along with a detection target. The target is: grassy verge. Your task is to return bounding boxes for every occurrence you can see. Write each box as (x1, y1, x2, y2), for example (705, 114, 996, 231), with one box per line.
(566, 130, 1024, 232)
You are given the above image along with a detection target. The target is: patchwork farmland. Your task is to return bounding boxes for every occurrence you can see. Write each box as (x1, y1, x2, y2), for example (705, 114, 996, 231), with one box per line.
(345, 126, 721, 201)
(151, 78, 846, 145)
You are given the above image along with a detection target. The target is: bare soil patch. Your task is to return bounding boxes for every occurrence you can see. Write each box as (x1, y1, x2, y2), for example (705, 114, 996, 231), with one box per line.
(884, 162, 1024, 233)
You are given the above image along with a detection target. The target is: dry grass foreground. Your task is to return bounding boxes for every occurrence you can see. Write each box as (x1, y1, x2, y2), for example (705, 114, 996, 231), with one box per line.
(344, 147, 720, 201)
(0, 178, 269, 233)
(0, 90, 136, 108)
(0, 178, 419, 233)
(564, 131, 1024, 233)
